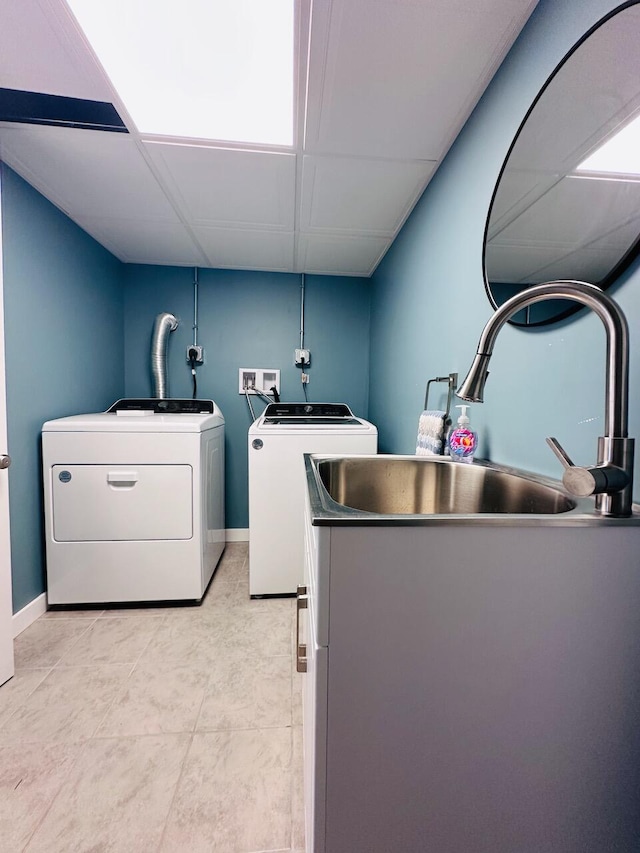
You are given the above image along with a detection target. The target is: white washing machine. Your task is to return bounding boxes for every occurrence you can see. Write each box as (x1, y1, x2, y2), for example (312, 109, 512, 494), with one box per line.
(248, 402, 377, 596)
(42, 398, 225, 605)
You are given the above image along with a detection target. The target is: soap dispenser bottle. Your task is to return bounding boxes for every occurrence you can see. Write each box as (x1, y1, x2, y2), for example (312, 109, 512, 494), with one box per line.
(448, 405, 477, 463)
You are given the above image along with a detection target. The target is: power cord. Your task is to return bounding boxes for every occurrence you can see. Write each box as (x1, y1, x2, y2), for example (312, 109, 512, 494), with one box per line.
(187, 347, 198, 399)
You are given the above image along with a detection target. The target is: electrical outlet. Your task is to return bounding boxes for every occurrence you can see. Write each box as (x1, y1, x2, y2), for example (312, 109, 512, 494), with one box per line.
(301, 372, 310, 384)
(186, 345, 204, 364)
(295, 349, 311, 366)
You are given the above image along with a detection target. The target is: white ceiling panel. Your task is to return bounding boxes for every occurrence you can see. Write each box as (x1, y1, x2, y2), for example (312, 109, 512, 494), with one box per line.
(194, 227, 295, 272)
(486, 214, 640, 285)
(0, 124, 179, 221)
(484, 243, 568, 284)
(305, 0, 538, 160)
(487, 240, 621, 286)
(144, 143, 297, 230)
(0, 0, 113, 101)
(301, 155, 435, 235)
(79, 217, 206, 266)
(297, 233, 389, 276)
(487, 169, 561, 239)
(590, 216, 640, 250)
(527, 245, 631, 285)
(0, 0, 541, 272)
(496, 176, 640, 248)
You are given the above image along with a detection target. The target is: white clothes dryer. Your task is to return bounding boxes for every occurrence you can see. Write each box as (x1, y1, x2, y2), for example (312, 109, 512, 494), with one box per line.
(42, 398, 225, 605)
(248, 403, 377, 596)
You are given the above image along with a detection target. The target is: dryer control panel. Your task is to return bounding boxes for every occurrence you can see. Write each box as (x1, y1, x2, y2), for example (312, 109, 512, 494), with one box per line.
(107, 398, 215, 414)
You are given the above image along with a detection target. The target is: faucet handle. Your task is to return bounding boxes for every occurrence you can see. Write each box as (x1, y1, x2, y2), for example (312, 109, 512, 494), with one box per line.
(546, 437, 575, 470)
(546, 437, 609, 497)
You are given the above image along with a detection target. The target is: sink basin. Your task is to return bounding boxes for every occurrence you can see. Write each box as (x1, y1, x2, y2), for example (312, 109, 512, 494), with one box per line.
(316, 455, 575, 515)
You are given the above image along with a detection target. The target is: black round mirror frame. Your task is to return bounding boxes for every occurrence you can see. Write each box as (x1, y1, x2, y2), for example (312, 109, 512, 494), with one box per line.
(483, 0, 640, 328)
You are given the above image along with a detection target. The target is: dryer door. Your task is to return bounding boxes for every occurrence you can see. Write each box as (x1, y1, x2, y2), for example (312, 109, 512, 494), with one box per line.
(51, 464, 193, 541)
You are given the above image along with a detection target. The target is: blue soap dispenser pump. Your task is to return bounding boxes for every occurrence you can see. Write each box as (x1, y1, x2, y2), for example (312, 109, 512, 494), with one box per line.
(448, 405, 478, 463)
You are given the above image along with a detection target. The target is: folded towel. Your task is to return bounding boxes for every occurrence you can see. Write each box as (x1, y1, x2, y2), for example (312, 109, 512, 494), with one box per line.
(416, 410, 447, 456)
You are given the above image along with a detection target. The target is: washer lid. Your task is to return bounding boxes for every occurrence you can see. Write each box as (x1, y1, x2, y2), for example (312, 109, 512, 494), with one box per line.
(43, 399, 224, 433)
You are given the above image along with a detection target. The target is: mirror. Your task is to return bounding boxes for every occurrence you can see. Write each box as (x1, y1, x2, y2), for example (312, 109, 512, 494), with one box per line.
(484, 1, 640, 326)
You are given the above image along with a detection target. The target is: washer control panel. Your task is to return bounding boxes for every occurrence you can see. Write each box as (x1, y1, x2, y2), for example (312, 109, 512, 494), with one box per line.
(262, 403, 356, 424)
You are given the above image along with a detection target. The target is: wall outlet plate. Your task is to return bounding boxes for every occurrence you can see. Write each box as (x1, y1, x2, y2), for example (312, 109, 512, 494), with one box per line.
(186, 345, 204, 364)
(239, 368, 281, 394)
(294, 348, 310, 366)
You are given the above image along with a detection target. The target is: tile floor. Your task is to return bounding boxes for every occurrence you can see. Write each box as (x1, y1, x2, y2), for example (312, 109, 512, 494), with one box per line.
(0, 543, 306, 852)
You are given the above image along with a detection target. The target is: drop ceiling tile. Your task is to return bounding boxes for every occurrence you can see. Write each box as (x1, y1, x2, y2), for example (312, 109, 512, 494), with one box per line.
(305, 0, 537, 159)
(144, 142, 296, 230)
(590, 216, 640, 250)
(193, 227, 295, 272)
(0, 0, 114, 101)
(487, 169, 561, 240)
(0, 123, 180, 221)
(297, 233, 389, 276)
(496, 176, 640, 247)
(80, 217, 206, 266)
(485, 243, 573, 284)
(528, 249, 627, 285)
(486, 239, 634, 287)
(526, 216, 640, 284)
(301, 155, 435, 235)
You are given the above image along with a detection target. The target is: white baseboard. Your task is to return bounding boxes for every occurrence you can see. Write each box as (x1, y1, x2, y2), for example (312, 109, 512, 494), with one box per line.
(226, 528, 249, 542)
(12, 592, 47, 638)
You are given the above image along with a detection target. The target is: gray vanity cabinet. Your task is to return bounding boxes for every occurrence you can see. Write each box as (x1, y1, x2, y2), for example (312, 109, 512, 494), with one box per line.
(300, 509, 640, 853)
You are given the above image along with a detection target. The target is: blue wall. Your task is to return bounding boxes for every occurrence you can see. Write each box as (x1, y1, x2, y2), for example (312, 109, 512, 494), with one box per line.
(1, 171, 371, 613)
(1, 165, 124, 613)
(369, 0, 640, 501)
(122, 265, 371, 528)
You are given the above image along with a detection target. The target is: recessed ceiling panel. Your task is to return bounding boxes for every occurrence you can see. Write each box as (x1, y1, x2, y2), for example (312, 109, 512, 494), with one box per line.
(194, 227, 295, 272)
(305, 0, 538, 159)
(80, 218, 207, 266)
(297, 233, 389, 276)
(145, 143, 297, 229)
(65, 0, 295, 145)
(301, 155, 435, 235)
(0, 124, 180, 221)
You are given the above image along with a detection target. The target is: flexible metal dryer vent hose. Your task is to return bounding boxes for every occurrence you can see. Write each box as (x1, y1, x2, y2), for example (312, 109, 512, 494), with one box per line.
(150, 312, 178, 399)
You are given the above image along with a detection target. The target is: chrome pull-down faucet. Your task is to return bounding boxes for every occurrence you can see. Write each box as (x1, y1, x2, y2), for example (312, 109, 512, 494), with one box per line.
(457, 280, 635, 518)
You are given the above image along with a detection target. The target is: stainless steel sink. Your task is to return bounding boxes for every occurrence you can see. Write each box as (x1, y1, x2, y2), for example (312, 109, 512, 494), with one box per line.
(317, 455, 574, 515)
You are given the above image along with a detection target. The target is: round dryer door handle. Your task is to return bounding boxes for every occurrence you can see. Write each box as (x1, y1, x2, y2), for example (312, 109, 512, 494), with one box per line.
(0, 454, 11, 470)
